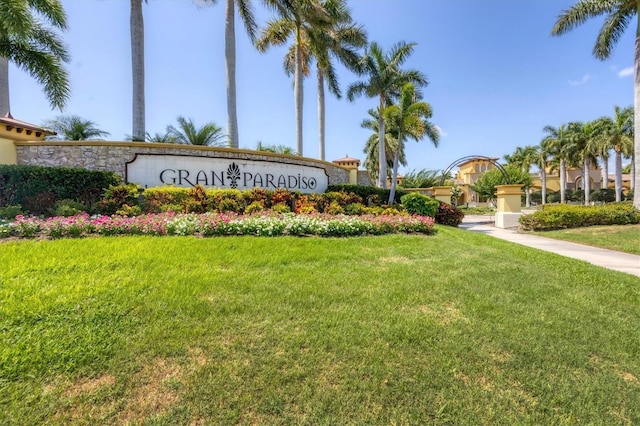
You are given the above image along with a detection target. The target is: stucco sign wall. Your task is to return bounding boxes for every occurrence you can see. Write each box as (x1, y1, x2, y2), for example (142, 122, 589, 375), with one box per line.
(126, 154, 329, 193)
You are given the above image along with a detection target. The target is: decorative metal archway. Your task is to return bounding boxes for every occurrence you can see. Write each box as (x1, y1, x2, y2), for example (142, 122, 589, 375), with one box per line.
(438, 155, 511, 186)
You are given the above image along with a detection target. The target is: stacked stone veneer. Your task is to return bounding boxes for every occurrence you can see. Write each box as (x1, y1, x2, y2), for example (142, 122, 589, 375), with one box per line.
(14, 141, 351, 185)
(357, 170, 372, 186)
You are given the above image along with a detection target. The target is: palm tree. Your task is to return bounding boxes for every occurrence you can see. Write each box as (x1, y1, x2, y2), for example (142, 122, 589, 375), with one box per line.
(360, 108, 400, 185)
(0, 0, 70, 114)
(130, 0, 146, 142)
(533, 144, 551, 205)
(597, 106, 634, 201)
(301, 0, 366, 160)
(256, 0, 333, 157)
(591, 117, 612, 191)
(256, 141, 297, 155)
(566, 121, 600, 204)
(399, 169, 448, 188)
(166, 116, 226, 146)
(43, 115, 110, 140)
(542, 123, 572, 203)
(384, 83, 439, 204)
(347, 41, 427, 188)
(552, 1, 639, 209)
(199, 0, 259, 148)
(144, 131, 178, 143)
(504, 145, 538, 207)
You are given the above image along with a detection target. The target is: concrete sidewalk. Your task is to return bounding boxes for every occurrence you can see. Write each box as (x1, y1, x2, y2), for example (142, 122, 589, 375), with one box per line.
(459, 215, 640, 278)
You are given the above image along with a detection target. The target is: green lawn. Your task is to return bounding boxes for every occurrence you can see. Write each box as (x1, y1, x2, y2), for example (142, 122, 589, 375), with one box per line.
(1, 228, 639, 425)
(533, 224, 640, 255)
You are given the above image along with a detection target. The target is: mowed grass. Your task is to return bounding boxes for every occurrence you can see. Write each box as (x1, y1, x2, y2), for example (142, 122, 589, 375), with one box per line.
(1, 227, 639, 425)
(532, 224, 640, 255)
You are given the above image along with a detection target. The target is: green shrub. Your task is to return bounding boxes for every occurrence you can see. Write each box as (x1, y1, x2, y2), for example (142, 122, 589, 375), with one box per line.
(325, 201, 345, 215)
(271, 203, 290, 214)
(519, 202, 640, 231)
(98, 183, 141, 215)
(344, 203, 367, 215)
(53, 199, 87, 217)
(184, 185, 209, 213)
(244, 188, 269, 205)
(400, 192, 439, 217)
(245, 200, 265, 214)
(546, 191, 560, 204)
(435, 202, 465, 227)
(326, 184, 407, 205)
(160, 203, 184, 214)
(0, 204, 24, 220)
(115, 204, 142, 217)
(590, 189, 616, 203)
(0, 164, 120, 212)
(208, 189, 247, 213)
(143, 186, 191, 213)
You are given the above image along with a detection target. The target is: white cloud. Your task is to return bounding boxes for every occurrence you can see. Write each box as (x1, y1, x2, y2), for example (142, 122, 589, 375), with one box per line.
(435, 125, 447, 137)
(569, 75, 591, 86)
(618, 67, 633, 77)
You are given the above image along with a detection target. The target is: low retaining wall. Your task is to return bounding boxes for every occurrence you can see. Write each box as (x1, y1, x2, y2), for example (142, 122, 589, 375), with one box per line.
(14, 141, 351, 193)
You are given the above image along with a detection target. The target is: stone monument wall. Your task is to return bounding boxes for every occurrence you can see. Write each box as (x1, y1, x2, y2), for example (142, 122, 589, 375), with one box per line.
(14, 142, 351, 190)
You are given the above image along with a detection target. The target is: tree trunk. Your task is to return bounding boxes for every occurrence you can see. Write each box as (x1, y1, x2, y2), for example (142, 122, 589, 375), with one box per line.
(388, 133, 401, 205)
(131, 0, 145, 141)
(615, 149, 623, 202)
(317, 67, 325, 160)
(632, 153, 636, 191)
(541, 167, 547, 204)
(294, 28, 303, 156)
(583, 158, 590, 205)
(634, 15, 640, 208)
(601, 157, 609, 190)
(560, 159, 566, 203)
(378, 96, 387, 188)
(524, 165, 530, 207)
(0, 57, 9, 116)
(226, 0, 239, 148)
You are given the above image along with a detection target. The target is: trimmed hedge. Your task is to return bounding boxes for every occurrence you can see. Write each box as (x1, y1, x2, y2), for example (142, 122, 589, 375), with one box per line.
(0, 164, 121, 214)
(327, 184, 408, 205)
(519, 202, 640, 231)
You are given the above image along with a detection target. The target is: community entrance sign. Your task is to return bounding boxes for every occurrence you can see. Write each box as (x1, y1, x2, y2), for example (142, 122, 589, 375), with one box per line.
(126, 154, 329, 193)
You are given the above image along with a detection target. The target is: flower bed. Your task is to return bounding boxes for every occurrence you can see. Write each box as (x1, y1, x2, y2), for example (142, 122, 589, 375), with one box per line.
(1, 212, 435, 239)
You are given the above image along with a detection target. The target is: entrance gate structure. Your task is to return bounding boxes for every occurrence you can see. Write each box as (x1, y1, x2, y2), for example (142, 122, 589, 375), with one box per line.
(438, 155, 523, 229)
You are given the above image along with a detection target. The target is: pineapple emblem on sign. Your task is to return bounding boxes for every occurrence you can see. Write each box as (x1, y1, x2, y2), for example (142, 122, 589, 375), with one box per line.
(226, 162, 241, 188)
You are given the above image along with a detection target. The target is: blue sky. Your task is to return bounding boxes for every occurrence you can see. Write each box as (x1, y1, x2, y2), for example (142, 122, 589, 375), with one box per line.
(9, 0, 636, 173)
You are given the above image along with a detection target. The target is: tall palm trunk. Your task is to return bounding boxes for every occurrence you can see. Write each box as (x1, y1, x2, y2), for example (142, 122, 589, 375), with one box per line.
(378, 95, 387, 188)
(634, 13, 640, 209)
(601, 157, 609, 190)
(294, 28, 303, 156)
(0, 57, 9, 115)
(583, 158, 590, 205)
(524, 165, 531, 207)
(541, 167, 547, 204)
(388, 132, 402, 205)
(632, 154, 636, 191)
(615, 149, 623, 202)
(317, 68, 325, 160)
(130, 0, 145, 141)
(560, 159, 566, 203)
(226, 0, 239, 148)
